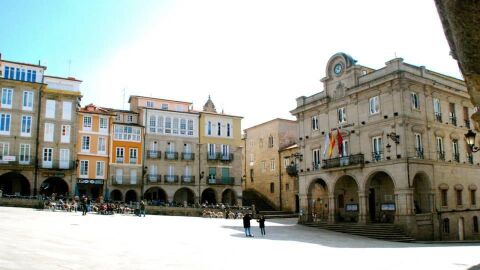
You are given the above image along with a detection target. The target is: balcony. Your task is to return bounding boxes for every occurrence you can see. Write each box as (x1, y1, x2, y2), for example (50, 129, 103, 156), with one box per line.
(322, 154, 364, 169)
(468, 154, 474, 164)
(449, 115, 457, 126)
(181, 175, 195, 185)
(129, 158, 137, 164)
(437, 151, 446, 161)
(181, 152, 195, 161)
(0, 155, 33, 166)
(164, 175, 179, 184)
(453, 153, 460, 163)
(415, 148, 424, 159)
(372, 151, 383, 162)
(147, 174, 162, 183)
(41, 160, 75, 170)
(207, 177, 234, 185)
(286, 165, 298, 177)
(207, 153, 217, 160)
(147, 150, 161, 159)
(110, 176, 141, 186)
(116, 157, 124, 164)
(164, 151, 178, 160)
(217, 153, 234, 162)
(434, 112, 442, 122)
(465, 120, 471, 129)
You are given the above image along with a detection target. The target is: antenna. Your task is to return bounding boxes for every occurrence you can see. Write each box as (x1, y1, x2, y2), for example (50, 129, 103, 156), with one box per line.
(122, 88, 126, 110)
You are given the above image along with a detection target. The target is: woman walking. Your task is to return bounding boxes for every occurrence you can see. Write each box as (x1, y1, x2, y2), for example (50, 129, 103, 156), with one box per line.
(257, 215, 266, 236)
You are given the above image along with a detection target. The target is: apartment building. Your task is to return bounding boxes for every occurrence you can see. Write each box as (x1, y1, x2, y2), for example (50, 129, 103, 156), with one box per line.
(291, 52, 480, 240)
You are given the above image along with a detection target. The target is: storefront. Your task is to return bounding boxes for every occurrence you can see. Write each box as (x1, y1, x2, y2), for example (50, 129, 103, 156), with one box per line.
(76, 179, 104, 201)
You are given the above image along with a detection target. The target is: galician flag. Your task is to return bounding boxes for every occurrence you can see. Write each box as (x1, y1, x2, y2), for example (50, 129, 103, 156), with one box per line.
(327, 131, 336, 158)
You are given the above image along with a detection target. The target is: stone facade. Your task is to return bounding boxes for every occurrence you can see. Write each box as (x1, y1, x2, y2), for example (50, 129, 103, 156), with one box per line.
(291, 53, 480, 240)
(243, 118, 298, 210)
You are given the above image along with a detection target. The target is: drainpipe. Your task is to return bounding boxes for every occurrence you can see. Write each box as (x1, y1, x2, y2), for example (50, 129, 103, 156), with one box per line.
(141, 108, 147, 200)
(33, 76, 45, 196)
(278, 149, 282, 211)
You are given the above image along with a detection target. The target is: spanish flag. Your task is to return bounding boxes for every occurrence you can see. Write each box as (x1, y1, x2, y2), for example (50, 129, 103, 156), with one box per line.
(337, 129, 343, 157)
(327, 131, 336, 158)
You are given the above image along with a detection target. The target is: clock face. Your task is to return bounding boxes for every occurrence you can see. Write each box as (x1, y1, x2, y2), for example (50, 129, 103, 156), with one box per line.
(334, 63, 343, 75)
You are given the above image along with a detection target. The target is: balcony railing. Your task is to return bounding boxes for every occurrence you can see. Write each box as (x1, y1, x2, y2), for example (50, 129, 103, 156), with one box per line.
(181, 175, 195, 184)
(453, 153, 460, 162)
(468, 154, 474, 164)
(322, 154, 364, 169)
(164, 151, 179, 160)
(116, 157, 124, 164)
(147, 174, 162, 183)
(465, 120, 471, 129)
(129, 158, 137, 164)
(181, 152, 195, 161)
(434, 112, 442, 122)
(437, 151, 446, 161)
(207, 177, 234, 185)
(110, 176, 141, 186)
(164, 175, 179, 183)
(449, 115, 457, 126)
(147, 150, 161, 159)
(207, 153, 217, 160)
(415, 148, 424, 159)
(218, 153, 234, 161)
(372, 151, 383, 162)
(0, 155, 33, 166)
(41, 160, 76, 170)
(286, 164, 298, 177)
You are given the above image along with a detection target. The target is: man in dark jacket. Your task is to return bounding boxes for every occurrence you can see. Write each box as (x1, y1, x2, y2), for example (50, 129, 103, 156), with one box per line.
(243, 213, 253, 237)
(257, 215, 266, 236)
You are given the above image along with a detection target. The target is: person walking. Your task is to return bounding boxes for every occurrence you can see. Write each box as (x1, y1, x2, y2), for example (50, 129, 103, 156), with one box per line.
(81, 196, 88, 216)
(257, 215, 266, 236)
(140, 200, 146, 217)
(243, 213, 253, 237)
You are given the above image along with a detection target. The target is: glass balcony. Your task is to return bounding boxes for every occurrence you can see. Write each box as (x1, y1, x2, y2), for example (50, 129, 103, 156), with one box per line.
(147, 174, 162, 183)
(110, 176, 141, 186)
(218, 153, 234, 162)
(164, 151, 178, 160)
(0, 155, 33, 166)
(207, 177, 234, 185)
(129, 158, 137, 164)
(322, 154, 364, 169)
(372, 151, 383, 162)
(147, 150, 161, 159)
(181, 175, 195, 184)
(41, 160, 75, 170)
(164, 175, 179, 183)
(207, 152, 217, 160)
(181, 152, 195, 161)
(116, 157, 124, 164)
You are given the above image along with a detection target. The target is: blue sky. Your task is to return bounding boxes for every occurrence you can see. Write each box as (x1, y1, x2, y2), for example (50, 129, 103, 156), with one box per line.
(0, 1, 462, 129)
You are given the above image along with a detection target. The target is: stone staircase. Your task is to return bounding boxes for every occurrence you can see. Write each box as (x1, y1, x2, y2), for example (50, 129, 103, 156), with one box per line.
(259, 210, 299, 219)
(303, 222, 415, 242)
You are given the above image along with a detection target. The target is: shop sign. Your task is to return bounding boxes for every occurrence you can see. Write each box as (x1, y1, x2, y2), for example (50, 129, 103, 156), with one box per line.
(77, 179, 104, 185)
(42, 172, 65, 177)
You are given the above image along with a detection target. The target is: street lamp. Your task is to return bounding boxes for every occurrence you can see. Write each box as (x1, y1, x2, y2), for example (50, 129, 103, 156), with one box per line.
(465, 129, 479, 153)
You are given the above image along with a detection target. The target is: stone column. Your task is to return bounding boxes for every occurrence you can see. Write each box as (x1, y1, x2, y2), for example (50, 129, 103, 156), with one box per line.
(328, 194, 335, 224)
(358, 191, 367, 224)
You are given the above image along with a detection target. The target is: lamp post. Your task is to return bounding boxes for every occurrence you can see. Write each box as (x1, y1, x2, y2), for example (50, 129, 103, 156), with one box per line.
(465, 129, 479, 153)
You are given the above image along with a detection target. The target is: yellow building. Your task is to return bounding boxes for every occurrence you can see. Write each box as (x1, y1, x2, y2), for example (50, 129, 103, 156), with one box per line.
(75, 104, 114, 200)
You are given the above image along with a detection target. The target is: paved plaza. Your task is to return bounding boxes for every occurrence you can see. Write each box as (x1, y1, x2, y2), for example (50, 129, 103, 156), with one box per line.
(0, 207, 478, 270)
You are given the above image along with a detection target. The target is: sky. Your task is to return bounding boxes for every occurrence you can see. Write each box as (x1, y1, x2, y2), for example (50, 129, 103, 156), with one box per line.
(0, 0, 461, 129)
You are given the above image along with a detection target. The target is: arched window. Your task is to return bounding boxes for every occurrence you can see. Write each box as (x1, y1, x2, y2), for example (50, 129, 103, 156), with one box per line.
(443, 218, 450, 233)
(268, 135, 274, 148)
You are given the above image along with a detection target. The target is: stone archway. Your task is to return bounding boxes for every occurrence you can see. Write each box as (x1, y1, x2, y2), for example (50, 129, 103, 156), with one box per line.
(201, 188, 217, 205)
(0, 172, 31, 196)
(366, 171, 396, 223)
(40, 177, 68, 197)
(334, 175, 359, 223)
(125, 190, 138, 203)
(412, 172, 432, 214)
(144, 187, 167, 203)
(307, 178, 329, 221)
(110, 190, 123, 201)
(221, 189, 237, 206)
(173, 188, 195, 206)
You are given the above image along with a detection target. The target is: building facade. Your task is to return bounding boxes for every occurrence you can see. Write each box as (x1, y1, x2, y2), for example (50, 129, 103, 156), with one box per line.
(243, 118, 298, 210)
(76, 104, 114, 200)
(291, 53, 480, 240)
(129, 96, 200, 206)
(199, 97, 243, 206)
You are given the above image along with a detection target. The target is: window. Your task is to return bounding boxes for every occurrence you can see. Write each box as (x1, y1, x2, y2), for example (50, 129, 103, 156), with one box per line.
(83, 116, 92, 130)
(452, 139, 460, 162)
(149, 115, 156, 133)
(441, 190, 448, 207)
(436, 137, 445, 160)
(4, 67, 11, 79)
(261, 161, 266, 172)
(411, 92, 420, 109)
(115, 114, 121, 121)
(341, 140, 349, 157)
(270, 182, 275, 193)
(80, 160, 89, 177)
(268, 135, 274, 148)
(227, 123, 231, 137)
(0, 113, 11, 134)
(96, 161, 104, 178)
(284, 157, 290, 168)
(270, 159, 275, 171)
(116, 147, 124, 163)
(217, 122, 221, 136)
(180, 119, 186, 135)
(208, 144, 215, 157)
(311, 116, 319, 130)
(456, 189, 463, 206)
(19, 144, 30, 164)
(207, 121, 212, 135)
(372, 136, 383, 161)
(172, 117, 179, 134)
(443, 218, 450, 234)
(208, 167, 216, 180)
(161, 103, 168, 110)
(433, 98, 442, 122)
(27, 70, 32, 82)
(1, 88, 13, 109)
(0, 142, 9, 157)
(250, 153, 255, 163)
(165, 117, 172, 134)
(337, 107, 346, 123)
(113, 125, 141, 141)
(167, 165, 175, 178)
(221, 144, 230, 157)
(471, 190, 476, 206)
(184, 166, 191, 177)
(99, 117, 108, 132)
(21, 115, 32, 136)
(146, 101, 154, 108)
(98, 137, 106, 153)
(157, 116, 164, 134)
(115, 169, 123, 184)
(22, 91, 33, 110)
(32, 70, 37, 82)
(449, 103, 456, 126)
(313, 149, 321, 169)
(127, 115, 133, 123)
(81, 136, 90, 152)
(61, 125, 70, 143)
(129, 148, 138, 164)
(42, 148, 53, 168)
(46, 99, 55, 118)
(44, 123, 54, 142)
(369, 96, 379, 114)
(188, 119, 194, 136)
(474, 216, 479, 233)
(62, 101, 72, 120)
(59, 149, 69, 169)
(464, 107, 471, 128)
(414, 133, 423, 158)
(20, 69, 25, 81)
(259, 139, 263, 148)
(249, 168, 254, 182)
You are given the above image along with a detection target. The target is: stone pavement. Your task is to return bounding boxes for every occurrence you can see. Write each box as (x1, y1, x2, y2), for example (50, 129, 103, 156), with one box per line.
(0, 207, 478, 270)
